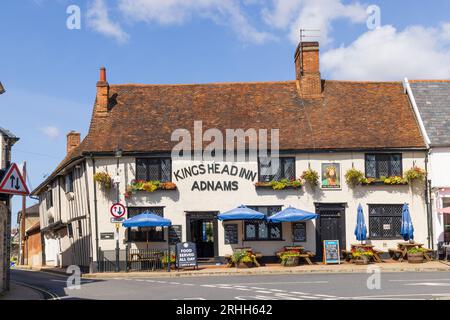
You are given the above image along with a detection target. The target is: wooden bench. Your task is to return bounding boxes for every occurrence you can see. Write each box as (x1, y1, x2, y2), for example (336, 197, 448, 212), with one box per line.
(423, 249, 434, 261)
(299, 252, 315, 265)
(224, 252, 263, 267)
(372, 249, 386, 263)
(342, 250, 353, 262)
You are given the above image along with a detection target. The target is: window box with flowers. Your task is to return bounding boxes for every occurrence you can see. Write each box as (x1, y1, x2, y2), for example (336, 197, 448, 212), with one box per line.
(124, 180, 177, 198)
(255, 178, 303, 190)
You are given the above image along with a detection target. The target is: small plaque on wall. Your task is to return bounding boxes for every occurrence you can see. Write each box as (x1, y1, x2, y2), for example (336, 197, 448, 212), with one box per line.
(224, 224, 238, 244)
(292, 222, 306, 242)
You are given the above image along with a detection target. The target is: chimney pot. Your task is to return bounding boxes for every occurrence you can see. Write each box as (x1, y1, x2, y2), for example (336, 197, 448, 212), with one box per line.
(95, 67, 109, 116)
(66, 131, 80, 154)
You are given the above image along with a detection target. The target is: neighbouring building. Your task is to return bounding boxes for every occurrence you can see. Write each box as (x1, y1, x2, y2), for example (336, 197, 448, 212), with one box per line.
(405, 79, 450, 250)
(32, 42, 430, 272)
(17, 204, 43, 268)
(0, 127, 19, 291)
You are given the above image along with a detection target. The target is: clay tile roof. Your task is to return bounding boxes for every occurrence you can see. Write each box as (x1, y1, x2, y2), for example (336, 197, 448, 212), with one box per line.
(32, 79, 426, 194)
(81, 80, 425, 153)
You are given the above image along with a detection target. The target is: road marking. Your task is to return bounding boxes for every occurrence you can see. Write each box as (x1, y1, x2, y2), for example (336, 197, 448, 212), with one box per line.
(405, 283, 450, 287)
(270, 289, 287, 292)
(156, 281, 167, 284)
(227, 281, 328, 286)
(235, 288, 251, 291)
(348, 292, 450, 299)
(11, 280, 60, 300)
(314, 294, 337, 298)
(201, 284, 217, 288)
(135, 279, 145, 282)
(289, 291, 308, 295)
(173, 297, 206, 300)
(276, 293, 317, 299)
(255, 290, 273, 294)
(183, 283, 195, 286)
(169, 282, 181, 285)
(390, 278, 450, 282)
(145, 280, 155, 282)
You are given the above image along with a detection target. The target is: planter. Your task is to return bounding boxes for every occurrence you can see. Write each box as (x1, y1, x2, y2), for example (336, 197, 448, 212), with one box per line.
(282, 256, 299, 267)
(407, 252, 424, 264)
(237, 261, 254, 268)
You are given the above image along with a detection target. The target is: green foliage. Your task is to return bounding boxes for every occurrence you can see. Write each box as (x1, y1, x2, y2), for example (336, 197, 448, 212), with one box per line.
(93, 171, 112, 191)
(301, 169, 319, 188)
(404, 166, 426, 183)
(407, 247, 426, 254)
(345, 168, 365, 187)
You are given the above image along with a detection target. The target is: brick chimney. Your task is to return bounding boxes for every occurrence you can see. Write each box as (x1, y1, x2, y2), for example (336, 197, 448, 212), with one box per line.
(95, 67, 109, 116)
(294, 42, 322, 99)
(67, 131, 80, 154)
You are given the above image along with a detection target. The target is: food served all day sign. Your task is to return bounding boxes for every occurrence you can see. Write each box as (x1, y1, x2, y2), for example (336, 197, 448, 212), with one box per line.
(176, 242, 198, 269)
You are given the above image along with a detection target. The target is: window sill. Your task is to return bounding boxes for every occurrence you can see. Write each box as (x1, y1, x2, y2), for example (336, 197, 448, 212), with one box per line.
(255, 185, 302, 190)
(361, 182, 408, 186)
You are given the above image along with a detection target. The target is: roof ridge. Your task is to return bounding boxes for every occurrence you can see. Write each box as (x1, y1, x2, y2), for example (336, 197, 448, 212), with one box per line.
(110, 80, 297, 87)
(409, 79, 450, 83)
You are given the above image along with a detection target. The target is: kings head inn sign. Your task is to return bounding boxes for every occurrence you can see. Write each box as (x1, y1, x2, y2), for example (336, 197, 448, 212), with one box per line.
(174, 163, 257, 192)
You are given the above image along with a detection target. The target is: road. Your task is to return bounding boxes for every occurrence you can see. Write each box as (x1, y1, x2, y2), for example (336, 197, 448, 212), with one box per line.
(10, 269, 450, 300)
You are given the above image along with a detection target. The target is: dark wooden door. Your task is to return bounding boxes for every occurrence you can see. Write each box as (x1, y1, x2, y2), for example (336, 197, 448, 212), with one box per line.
(316, 204, 346, 258)
(186, 212, 218, 259)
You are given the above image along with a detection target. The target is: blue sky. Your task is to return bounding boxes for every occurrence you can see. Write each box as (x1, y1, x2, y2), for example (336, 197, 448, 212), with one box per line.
(1, 0, 450, 226)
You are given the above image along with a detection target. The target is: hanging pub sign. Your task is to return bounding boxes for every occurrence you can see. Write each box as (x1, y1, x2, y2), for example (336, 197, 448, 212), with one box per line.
(169, 225, 182, 245)
(176, 242, 198, 269)
(323, 240, 340, 264)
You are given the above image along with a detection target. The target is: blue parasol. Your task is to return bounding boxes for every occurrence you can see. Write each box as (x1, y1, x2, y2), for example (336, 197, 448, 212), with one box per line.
(354, 204, 367, 242)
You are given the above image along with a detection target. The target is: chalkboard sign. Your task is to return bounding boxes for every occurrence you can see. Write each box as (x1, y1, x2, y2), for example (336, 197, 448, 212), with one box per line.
(292, 222, 306, 242)
(169, 225, 182, 245)
(176, 242, 198, 269)
(323, 240, 340, 264)
(224, 224, 238, 244)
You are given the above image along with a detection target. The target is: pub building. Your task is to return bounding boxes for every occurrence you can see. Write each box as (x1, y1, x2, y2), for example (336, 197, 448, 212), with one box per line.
(32, 41, 430, 271)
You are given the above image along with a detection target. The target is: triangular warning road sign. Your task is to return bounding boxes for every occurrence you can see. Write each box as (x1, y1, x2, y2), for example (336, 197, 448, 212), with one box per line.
(0, 163, 29, 196)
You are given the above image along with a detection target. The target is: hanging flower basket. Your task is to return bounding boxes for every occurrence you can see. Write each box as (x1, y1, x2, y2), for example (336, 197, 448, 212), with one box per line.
(93, 172, 112, 191)
(301, 169, 319, 188)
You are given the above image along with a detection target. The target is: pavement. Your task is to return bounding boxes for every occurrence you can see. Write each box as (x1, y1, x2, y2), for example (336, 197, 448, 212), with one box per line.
(0, 282, 43, 300)
(8, 268, 450, 300)
(80, 261, 450, 279)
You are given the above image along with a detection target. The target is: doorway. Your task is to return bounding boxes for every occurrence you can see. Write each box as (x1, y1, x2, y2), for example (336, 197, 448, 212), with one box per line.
(186, 212, 218, 259)
(315, 203, 346, 258)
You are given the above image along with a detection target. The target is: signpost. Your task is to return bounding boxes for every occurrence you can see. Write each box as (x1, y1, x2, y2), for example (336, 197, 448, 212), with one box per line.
(323, 240, 340, 264)
(0, 163, 29, 196)
(176, 242, 198, 270)
(110, 203, 126, 219)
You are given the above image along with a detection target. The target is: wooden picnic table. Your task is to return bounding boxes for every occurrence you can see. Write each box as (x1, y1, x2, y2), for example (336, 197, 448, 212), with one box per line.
(224, 248, 263, 267)
(276, 246, 315, 265)
(348, 244, 385, 263)
(389, 242, 433, 262)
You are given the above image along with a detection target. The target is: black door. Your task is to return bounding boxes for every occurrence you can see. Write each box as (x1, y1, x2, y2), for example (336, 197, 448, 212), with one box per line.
(186, 213, 218, 259)
(315, 204, 346, 258)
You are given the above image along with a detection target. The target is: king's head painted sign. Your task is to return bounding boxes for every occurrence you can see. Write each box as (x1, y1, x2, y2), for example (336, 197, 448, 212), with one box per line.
(0, 163, 29, 196)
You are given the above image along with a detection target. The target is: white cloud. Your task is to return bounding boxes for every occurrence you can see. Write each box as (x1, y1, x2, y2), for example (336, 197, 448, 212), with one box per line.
(87, 0, 129, 44)
(322, 24, 450, 80)
(40, 126, 60, 140)
(262, 0, 367, 45)
(117, 0, 272, 44)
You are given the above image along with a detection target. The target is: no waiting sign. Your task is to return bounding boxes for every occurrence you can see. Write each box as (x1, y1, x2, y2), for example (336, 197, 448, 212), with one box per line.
(110, 203, 126, 218)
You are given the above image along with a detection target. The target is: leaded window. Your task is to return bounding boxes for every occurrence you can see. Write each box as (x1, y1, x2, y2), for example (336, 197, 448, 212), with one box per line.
(365, 154, 402, 178)
(244, 206, 282, 240)
(136, 158, 171, 182)
(258, 157, 295, 182)
(127, 207, 165, 242)
(64, 172, 73, 193)
(369, 204, 403, 239)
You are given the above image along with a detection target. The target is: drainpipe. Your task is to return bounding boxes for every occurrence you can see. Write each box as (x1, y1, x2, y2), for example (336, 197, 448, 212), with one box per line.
(425, 152, 433, 249)
(91, 157, 100, 271)
(83, 161, 94, 272)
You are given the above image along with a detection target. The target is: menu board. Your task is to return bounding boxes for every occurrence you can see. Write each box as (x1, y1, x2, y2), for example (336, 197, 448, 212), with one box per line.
(169, 225, 182, 245)
(292, 222, 306, 242)
(323, 240, 340, 264)
(224, 224, 238, 244)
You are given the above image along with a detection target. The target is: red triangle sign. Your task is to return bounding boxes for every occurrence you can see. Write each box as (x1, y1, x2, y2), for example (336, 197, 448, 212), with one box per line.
(0, 163, 29, 196)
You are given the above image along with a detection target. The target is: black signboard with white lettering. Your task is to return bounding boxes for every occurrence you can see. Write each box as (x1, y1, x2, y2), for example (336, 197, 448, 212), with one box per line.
(169, 225, 182, 245)
(176, 242, 198, 269)
(224, 224, 238, 244)
(292, 222, 306, 242)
